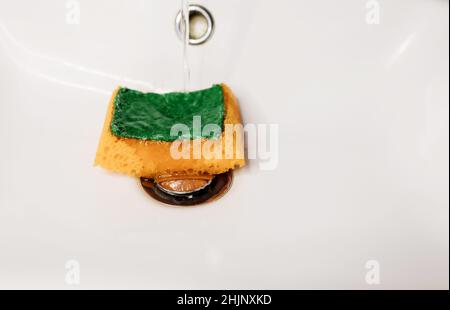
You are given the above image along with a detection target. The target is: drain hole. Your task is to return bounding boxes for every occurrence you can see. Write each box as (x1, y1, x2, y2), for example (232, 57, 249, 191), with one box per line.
(140, 172, 233, 206)
(189, 11, 209, 40)
(176, 5, 214, 45)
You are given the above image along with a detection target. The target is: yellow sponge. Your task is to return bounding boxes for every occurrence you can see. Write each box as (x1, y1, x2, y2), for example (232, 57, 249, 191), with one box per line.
(94, 84, 245, 178)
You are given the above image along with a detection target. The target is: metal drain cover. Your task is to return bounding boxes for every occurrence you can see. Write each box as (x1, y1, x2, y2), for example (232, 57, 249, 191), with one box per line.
(175, 5, 215, 45)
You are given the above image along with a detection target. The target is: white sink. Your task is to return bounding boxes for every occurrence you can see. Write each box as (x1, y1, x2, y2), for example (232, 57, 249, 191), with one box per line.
(0, 0, 448, 289)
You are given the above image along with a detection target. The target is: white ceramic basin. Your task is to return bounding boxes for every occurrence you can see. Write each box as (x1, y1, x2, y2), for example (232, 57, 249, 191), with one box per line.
(0, 0, 448, 289)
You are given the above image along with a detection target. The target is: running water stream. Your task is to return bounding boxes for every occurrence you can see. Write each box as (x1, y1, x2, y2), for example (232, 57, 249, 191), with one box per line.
(181, 0, 190, 92)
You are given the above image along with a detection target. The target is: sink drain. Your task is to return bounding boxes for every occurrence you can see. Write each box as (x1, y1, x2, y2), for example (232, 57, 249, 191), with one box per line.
(140, 172, 233, 206)
(175, 5, 214, 45)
